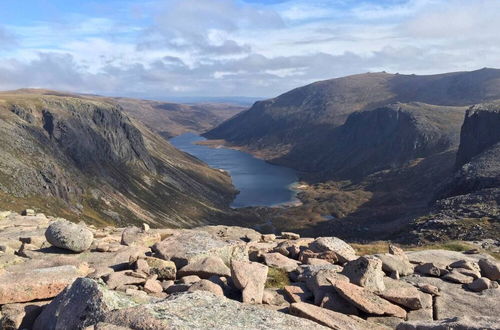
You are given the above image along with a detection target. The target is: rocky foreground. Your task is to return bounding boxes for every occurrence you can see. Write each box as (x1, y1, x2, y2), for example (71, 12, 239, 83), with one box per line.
(0, 210, 499, 330)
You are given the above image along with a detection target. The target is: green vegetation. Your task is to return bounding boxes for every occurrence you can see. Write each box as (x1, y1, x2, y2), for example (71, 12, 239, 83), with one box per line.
(265, 267, 290, 289)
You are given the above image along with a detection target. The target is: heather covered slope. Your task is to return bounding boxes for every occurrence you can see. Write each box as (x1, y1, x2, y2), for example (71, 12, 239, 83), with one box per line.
(115, 98, 246, 139)
(0, 91, 237, 227)
(206, 68, 500, 174)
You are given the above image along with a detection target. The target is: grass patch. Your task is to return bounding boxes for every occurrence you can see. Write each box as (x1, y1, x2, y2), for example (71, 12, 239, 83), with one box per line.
(265, 267, 290, 289)
(351, 241, 390, 255)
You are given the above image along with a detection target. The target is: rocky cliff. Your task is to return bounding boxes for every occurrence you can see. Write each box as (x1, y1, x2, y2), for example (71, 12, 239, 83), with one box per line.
(307, 102, 465, 180)
(0, 91, 237, 227)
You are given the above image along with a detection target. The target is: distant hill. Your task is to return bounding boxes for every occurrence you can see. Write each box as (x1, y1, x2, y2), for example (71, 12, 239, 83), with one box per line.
(0, 90, 237, 227)
(114, 98, 246, 139)
(206, 68, 500, 176)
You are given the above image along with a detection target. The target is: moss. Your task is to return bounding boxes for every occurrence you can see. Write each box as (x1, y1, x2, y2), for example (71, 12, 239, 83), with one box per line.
(265, 267, 290, 289)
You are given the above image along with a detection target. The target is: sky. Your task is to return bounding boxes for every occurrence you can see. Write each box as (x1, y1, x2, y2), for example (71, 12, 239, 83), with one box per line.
(0, 0, 498, 99)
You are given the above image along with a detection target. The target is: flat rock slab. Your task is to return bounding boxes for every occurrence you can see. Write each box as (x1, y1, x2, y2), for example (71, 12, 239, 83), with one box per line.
(152, 230, 248, 268)
(333, 280, 407, 318)
(0, 265, 86, 304)
(290, 302, 390, 330)
(403, 274, 500, 320)
(263, 252, 300, 272)
(397, 316, 500, 330)
(100, 291, 329, 329)
(407, 250, 489, 266)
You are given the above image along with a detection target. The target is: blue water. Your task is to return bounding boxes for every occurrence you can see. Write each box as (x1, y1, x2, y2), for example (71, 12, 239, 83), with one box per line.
(170, 133, 299, 208)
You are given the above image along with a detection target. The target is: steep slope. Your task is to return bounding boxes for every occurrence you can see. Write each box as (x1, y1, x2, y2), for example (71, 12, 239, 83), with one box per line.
(301, 102, 466, 180)
(0, 91, 237, 227)
(406, 103, 500, 242)
(114, 98, 246, 139)
(206, 68, 500, 174)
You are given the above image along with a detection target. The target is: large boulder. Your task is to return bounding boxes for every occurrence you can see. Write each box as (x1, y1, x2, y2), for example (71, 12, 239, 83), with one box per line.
(290, 302, 390, 330)
(397, 316, 500, 330)
(478, 258, 500, 281)
(152, 230, 248, 268)
(33, 278, 146, 330)
(0, 301, 49, 330)
(99, 291, 328, 329)
(178, 256, 231, 279)
(309, 237, 357, 263)
(0, 265, 87, 304)
(332, 280, 407, 318)
(231, 260, 268, 304)
(263, 252, 301, 272)
(45, 220, 94, 252)
(341, 256, 386, 292)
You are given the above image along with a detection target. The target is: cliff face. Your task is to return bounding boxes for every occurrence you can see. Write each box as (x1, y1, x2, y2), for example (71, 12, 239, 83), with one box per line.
(0, 92, 237, 227)
(300, 103, 465, 180)
(206, 68, 500, 174)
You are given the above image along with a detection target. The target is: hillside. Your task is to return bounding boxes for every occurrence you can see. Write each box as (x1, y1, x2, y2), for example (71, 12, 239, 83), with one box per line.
(115, 98, 246, 139)
(206, 68, 500, 174)
(0, 90, 238, 227)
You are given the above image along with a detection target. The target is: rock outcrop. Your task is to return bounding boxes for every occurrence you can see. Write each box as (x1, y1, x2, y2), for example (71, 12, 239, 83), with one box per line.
(0, 210, 498, 329)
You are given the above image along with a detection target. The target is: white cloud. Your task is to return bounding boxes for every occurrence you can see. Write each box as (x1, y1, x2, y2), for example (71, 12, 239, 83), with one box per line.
(0, 0, 499, 98)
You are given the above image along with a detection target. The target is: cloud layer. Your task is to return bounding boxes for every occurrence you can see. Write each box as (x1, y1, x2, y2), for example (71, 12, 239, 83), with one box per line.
(0, 0, 499, 98)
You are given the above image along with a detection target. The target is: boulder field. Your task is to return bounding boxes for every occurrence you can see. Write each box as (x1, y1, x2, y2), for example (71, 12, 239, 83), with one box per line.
(0, 210, 499, 330)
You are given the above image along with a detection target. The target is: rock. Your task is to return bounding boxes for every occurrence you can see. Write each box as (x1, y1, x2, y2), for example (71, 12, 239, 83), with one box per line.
(188, 279, 224, 296)
(261, 234, 276, 242)
(161, 280, 174, 291)
(33, 278, 146, 330)
(341, 256, 386, 292)
(0, 301, 48, 330)
(467, 277, 495, 292)
(231, 260, 268, 304)
(22, 209, 36, 216)
(179, 275, 201, 284)
(403, 274, 500, 320)
(263, 252, 300, 272)
(143, 278, 163, 294)
(332, 280, 407, 318)
(165, 284, 189, 294)
(131, 258, 150, 274)
(379, 278, 422, 310)
(319, 292, 359, 315)
(120, 226, 160, 247)
(417, 283, 440, 296)
(449, 259, 481, 272)
(281, 232, 300, 240)
(152, 230, 248, 268)
(290, 302, 389, 330)
(99, 291, 327, 329)
(308, 258, 334, 266)
(104, 271, 146, 290)
(405, 292, 433, 321)
(306, 269, 350, 305)
(262, 289, 289, 307)
(310, 237, 357, 263)
(284, 283, 313, 303)
(45, 220, 94, 252)
(0, 265, 86, 304)
(454, 267, 481, 279)
(478, 258, 500, 281)
(376, 254, 414, 276)
(143, 257, 176, 280)
(291, 264, 343, 282)
(414, 263, 443, 277)
(367, 316, 403, 328)
(197, 225, 262, 242)
(142, 223, 150, 232)
(178, 256, 230, 279)
(407, 250, 483, 268)
(396, 316, 500, 330)
(442, 269, 474, 284)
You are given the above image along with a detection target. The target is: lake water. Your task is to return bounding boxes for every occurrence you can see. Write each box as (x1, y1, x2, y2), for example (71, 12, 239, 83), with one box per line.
(170, 133, 299, 208)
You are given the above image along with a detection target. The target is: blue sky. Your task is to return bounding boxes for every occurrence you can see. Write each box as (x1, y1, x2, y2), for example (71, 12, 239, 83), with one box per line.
(0, 0, 498, 98)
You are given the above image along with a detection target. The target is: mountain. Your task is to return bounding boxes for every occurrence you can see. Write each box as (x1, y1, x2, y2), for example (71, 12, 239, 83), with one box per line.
(206, 68, 500, 175)
(115, 98, 246, 139)
(0, 90, 238, 227)
(408, 103, 500, 242)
